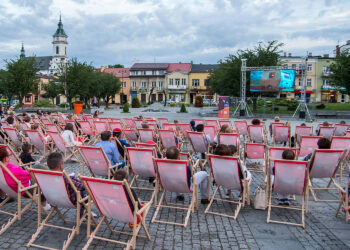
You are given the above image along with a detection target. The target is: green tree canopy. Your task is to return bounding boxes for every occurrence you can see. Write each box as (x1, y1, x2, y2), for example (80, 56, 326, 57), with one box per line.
(5, 57, 40, 106)
(91, 71, 121, 107)
(330, 49, 350, 95)
(107, 64, 124, 68)
(208, 40, 284, 96)
(0, 69, 14, 102)
(43, 81, 65, 104)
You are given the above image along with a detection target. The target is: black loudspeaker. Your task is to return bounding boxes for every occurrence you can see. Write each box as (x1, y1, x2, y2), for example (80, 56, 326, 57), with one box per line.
(299, 111, 305, 119)
(240, 109, 245, 116)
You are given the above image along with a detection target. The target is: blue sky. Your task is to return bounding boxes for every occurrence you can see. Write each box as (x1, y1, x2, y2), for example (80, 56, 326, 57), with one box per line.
(0, 0, 350, 68)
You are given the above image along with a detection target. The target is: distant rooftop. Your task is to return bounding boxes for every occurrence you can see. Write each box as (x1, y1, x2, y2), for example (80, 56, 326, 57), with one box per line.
(104, 68, 130, 77)
(166, 63, 192, 73)
(130, 63, 168, 70)
(191, 64, 219, 73)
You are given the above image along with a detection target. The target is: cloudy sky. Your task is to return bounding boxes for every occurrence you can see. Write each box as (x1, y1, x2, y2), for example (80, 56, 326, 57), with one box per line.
(0, 0, 350, 68)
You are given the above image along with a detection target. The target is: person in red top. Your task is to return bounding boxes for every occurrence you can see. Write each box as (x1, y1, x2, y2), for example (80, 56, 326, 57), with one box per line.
(0, 146, 31, 201)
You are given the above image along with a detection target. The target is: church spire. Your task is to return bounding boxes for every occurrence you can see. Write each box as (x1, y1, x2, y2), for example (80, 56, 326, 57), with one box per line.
(20, 42, 25, 58)
(53, 14, 67, 37)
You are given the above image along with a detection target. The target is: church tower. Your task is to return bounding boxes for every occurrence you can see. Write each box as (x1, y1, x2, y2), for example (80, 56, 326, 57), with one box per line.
(50, 15, 68, 74)
(20, 42, 25, 59)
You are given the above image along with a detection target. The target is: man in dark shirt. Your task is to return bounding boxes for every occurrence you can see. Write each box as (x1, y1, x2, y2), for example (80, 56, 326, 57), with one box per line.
(112, 128, 130, 158)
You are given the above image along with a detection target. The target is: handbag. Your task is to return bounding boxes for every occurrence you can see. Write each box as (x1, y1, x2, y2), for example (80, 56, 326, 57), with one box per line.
(253, 185, 266, 210)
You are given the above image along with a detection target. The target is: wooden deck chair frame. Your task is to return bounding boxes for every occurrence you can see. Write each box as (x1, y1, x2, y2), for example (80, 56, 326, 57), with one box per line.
(234, 120, 248, 139)
(248, 125, 266, 144)
(318, 126, 335, 139)
(334, 178, 350, 222)
(308, 149, 347, 202)
(158, 129, 182, 152)
(138, 128, 156, 143)
(78, 120, 97, 144)
(26, 169, 96, 250)
(267, 159, 309, 228)
(152, 159, 199, 228)
(78, 146, 121, 178)
(270, 122, 284, 138)
(244, 143, 267, 175)
(134, 142, 162, 158)
(24, 129, 51, 161)
(47, 131, 81, 163)
(0, 162, 38, 235)
(80, 176, 153, 250)
(3, 127, 23, 151)
(205, 154, 250, 220)
(0, 144, 32, 168)
(298, 136, 322, 158)
(126, 147, 158, 206)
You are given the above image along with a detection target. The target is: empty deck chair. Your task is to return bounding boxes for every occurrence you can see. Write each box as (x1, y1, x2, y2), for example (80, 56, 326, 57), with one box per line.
(126, 147, 158, 205)
(94, 121, 108, 134)
(318, 126, 335, 139)
(206, 120, 218, 132)
(124, 118, 136, 128)
(244, 143, 266, 174)
(25, 130, 51, 160)
(124, 129, 139, 143)
(218, 133, 239, 148)
(298, 136, 322, 159)
(331, 136, 350, 166)
(295, 126, 313, 145)
(159, 129, 179, 151)
(248, 125, 265, 143)
(109, 121, 124, 131)
(205, 154, 250, 219)
(27, 169, 94, 250)
(3, 127, 22, 151)
(273, 125, 291, 146)
(152, 159, 198, 227)
(234, 120, 248, 138)
(0, 162, 38, 235)
(178, 123, 192, 138)
(270, 122, 284, 137)
(81, 176, 153, 250)
(308, 149, 346, 202)
(47, 131, 80, 162)
(78, 146, 120, 178)
(334, 124, 350, 136)
(203, 125, 216, 142)
(138, 129, 155, 143)
(267, 159, 309, 228)
(162, 123, 178, 131)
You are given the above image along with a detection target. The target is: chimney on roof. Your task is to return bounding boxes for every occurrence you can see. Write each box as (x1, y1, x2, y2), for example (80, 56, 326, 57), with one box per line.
(308, 52, 312, 57)
(288, 53, 291, 57)
(283, 52, 287, 57)
(323, 54, 329, 58)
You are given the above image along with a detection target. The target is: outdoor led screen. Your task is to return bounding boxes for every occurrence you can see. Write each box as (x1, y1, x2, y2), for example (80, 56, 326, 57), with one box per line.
(250, 69, 295, 92)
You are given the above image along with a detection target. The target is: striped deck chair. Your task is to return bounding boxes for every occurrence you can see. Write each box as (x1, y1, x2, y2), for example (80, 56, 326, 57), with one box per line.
(110, 117, 121, 122)
(335, 177, 350, 222)
(331, 136, 350, 171)
(19, 122, 30, 130)
(308, 149, 346, 202)
(295, 126, 313, 145)
(206, 120, 218, 132)
(152, 159, 198, 227)
(126, 147, 158, 205)
(47, 131, 80, 162)
(25, 130, 51, 160)
(40, 117, 51, 126)
(267, 159, 309, 228)
(124, 118, 136, 128)
(109, 121, 124, 131)
(193, 119, 204, 126)
(204, 125, 216, 142)
(138, 129, 155, 143)
(78, 146, 121, 178)
(3, 127, 23, 151)
(273, 125, 291, 146)
(81, 176, 153, 250)
(162, 123, 178, 132)
(298, 136, 322, 159)
(124, 129, 139, 143)
(0, 162, 38, 235)
(178, 123, 192, 138)
(218, 120, 232, 130)
(27, 169, 95, 250)
(334, 124, 350, 136)
(318, 126, 335, 139)
(134, 119, 143, 129)
(94, 121, 108, 134)
(46, 123, 60, 133)
(147, 123, 157, 131)
(188, 131, 209, 165)
(206, 154, 250, 219)
(269, 122, 284, 138)
(218, 133, 239, 147)
(234, 120, 248, 138)
(244, 143, 266, 174)
(248, 125, 265, 143)
(159, 129, 180, 151)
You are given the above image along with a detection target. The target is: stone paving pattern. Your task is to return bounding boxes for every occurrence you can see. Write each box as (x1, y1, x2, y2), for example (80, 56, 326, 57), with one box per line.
(1, 107, 350, 249)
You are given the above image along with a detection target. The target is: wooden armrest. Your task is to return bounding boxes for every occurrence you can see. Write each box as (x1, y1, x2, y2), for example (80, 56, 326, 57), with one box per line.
(20, 184, 37, 192)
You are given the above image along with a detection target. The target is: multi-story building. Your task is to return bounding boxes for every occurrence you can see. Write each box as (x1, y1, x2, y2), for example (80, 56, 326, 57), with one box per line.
(280, 53, 317, 102)
(165, 63, 192, 103)
(129, 63, 168, 103)
(189, 64, 219, 104)
(103, 67, 130, 105)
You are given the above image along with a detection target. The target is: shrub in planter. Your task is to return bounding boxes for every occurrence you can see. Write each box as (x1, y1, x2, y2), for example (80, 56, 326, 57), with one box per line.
(123, 103, 130, 113)
(195, 96, 203, 107)
(131, 97, 141, 108)
(179, 103, 187, 113)
(33, 99, 56, 108)
(316, 103, 326, 109)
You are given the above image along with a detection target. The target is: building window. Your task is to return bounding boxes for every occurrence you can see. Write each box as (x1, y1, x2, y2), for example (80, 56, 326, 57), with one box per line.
(141, 82, 147, 88)
(159, 70, 164, 75)
(152, 81, 156, 88)
(182, 79, 186, 85)
(56, 46, 59, 54)
(132, 81, 137, 89)
(169, 79, 173, 85)
(307, 79, 312, 87)
(292, 64, 296, 69)
(298, 78, 302, 86)
(158, 81, 163, 90)
(141, 71, 146, 75)
(25, 95, 31, 103)
(175, 79, 180, 86)
(307, 64, 312, 72)
(152, 70, 157, 75)
(204, 79, 209, 86)
(283, 64, 288, 69)
(192, 79, 200, 87)
(122, 82, 126, 88)
(323, 79, 330, 86)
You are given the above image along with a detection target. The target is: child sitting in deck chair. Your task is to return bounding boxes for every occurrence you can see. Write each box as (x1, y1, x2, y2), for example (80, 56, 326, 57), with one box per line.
(19, 142, 39, 166)
(113, 169, 142, 228)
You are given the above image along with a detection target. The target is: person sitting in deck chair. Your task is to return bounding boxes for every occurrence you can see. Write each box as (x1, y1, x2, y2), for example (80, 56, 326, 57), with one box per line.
(96, 131, 125, 169)
(112, 128, 130, 158)
(302, 137, 331, 162)
(166, 146, 209, 204)
(113, 169, 142, 228)
(19, 142, 38, 166)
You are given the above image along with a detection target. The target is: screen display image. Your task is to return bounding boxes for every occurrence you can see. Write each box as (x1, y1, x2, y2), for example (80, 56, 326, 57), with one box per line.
(250, 69, 295, 92)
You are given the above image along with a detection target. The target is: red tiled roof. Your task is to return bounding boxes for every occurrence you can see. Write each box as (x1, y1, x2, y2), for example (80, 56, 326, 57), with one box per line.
(166, 63, 192, 73)
(104, 68, 130, 77)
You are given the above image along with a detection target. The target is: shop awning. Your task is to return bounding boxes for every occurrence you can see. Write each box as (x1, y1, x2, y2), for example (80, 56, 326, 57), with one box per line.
(293, 90, 313, 94)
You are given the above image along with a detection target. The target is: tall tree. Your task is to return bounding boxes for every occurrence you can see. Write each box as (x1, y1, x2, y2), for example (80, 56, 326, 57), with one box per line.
(107, 64, 124, 68)
(92, 71, 121, 107)
(208, 40, 284, 97)
(5, 57, 40, 106)
(329, 49, 350, 95)
(0, 69, 14, 103)
(42, 81, 65, 104)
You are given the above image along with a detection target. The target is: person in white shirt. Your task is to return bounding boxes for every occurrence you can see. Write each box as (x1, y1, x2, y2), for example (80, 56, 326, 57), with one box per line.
(61, 123, 81, 147)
